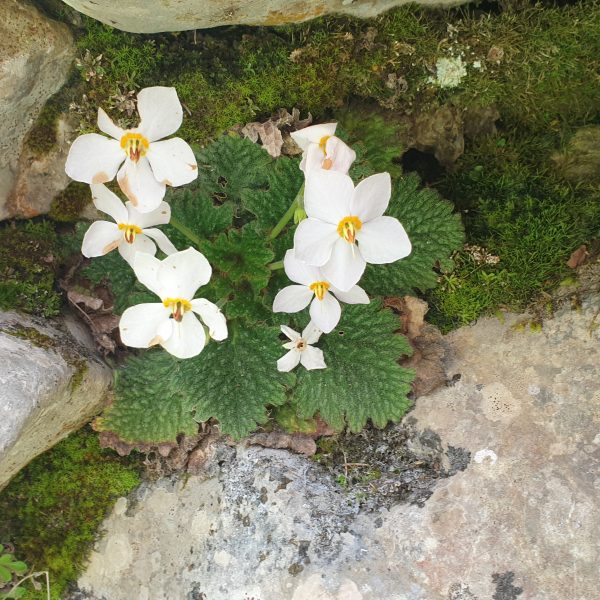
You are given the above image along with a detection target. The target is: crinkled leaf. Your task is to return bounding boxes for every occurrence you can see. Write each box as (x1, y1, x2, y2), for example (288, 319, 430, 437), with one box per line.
(98, 325, 294, 442)
(361, 173, 464, 296)
(294, 301, 414, 432)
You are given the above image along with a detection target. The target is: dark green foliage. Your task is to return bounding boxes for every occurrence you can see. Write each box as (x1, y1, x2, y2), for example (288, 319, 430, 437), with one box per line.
(295, 302, 414, 432)
(99, 325, 294, 441)
(0, 221, 61, 317)
(361, 173, 465, 296)
(0, 430, 141, 600)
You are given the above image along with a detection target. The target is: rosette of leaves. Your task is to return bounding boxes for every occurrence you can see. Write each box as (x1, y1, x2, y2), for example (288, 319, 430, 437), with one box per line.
(82, 133, 463, 444)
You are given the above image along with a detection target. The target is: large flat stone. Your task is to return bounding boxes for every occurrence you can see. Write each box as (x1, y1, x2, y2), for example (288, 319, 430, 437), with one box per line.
(72, 296, 599, 599)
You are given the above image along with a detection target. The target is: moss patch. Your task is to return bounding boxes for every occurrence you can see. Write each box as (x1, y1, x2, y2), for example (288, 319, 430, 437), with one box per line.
(49, 182, 90, 222)
(0, 429, 142, 600)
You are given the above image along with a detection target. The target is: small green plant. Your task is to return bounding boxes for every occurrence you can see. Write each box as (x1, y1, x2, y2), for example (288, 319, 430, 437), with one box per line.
(0, 545, 28, 599)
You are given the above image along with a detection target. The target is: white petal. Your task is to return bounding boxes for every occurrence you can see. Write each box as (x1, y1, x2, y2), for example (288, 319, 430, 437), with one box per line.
(119, 303, 170, 348)
(356, 216, 412, 264)
(280, 325, 300, 342)
(277, 348, 301, 372)
(117, 157, 166, 213)
(290, 123, 337, 150)
(325, 137, 356, 175)
(301, 321, 323, 344)
(97, 107, 124, 140)
(127, 201, 171, 229)
(132, 252, 163, 297)
(157, 247, 212, 300)
(300, 144, 325, 174)
(81, 221, 121, 257)
(273, 285, 313, 313)
(300, 346, 327, 370)
(330, 284, 370, 305)
(118, 234, 157, 267)
(283, 249, 322, 286)
(321, 239, 366, 292)
(190, 298, 228, 341)
(293, 218, 338, 266)
(65, 134, 123, 184)
(142, 228, 177, 255)
(147, 138, 198, 186)
(304, 170, 353, 224)
(309, 292, 341, 333)
(90, 183, 127, 224)
(350, 172, 391, 222)
(161, 311, 207, 359)
(137, 86, 183, 142)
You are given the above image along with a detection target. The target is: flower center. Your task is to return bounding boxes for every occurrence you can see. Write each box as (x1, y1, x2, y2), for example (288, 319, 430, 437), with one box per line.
(318, 135, 333, 170)
(337, 216, 362, 244)
(120, 132, 149, 163)
(295, 339, 307, 351)
(163, 298, 192, 322)
(309, 281, 330, 301)
(118, 223, 142, 244)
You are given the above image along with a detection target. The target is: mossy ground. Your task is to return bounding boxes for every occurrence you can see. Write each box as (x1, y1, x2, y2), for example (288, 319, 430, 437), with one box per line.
(0, 429, 141, 600)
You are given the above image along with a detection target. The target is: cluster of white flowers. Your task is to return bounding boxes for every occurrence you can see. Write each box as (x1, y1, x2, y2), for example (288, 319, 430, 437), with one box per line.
(65, 91, 412, 369)
(274, 124, 412, 372)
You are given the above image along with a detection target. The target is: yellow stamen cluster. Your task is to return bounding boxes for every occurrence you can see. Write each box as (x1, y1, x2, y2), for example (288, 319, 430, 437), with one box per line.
(163, 298, 192, 322)
(318, 135, 333, 170)
(337, 216, 362, 244)
(118, 223, 142, 244)
(120, 132, 149, 163)
(309, 281, 330, 301)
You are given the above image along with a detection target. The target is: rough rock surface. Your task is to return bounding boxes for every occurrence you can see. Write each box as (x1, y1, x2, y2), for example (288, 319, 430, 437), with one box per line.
(60, 0, 470, 34)
(552, 125, 600, 184)
(0, 312, 112, 490)
(72, 296, 599, 599)
(0, 0, 74, 220)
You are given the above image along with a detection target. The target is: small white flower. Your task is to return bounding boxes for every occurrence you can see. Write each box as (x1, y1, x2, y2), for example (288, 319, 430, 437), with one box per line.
(82, 184, 176, 266)
(273, 250, 369, 333)
(290, 123, 356, 175)
(434, 56, 467, 89)
(65, 86, 198, 213)
(277, 323, 326, 372)
(119, 248, 227, 359)
(293, 170, 412, 291)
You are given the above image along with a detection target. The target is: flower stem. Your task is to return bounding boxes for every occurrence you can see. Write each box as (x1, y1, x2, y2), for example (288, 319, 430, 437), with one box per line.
(268, 260, 284, 270)
(169, 216, 203, 248)
(267, 183, 305, 242)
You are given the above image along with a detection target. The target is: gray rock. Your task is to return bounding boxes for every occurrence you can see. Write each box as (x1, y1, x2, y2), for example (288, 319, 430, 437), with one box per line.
(60, 0, 471, 34)
(73, 296, 600, 599)
(0, 0, 74, 220)
(0, 312, 112, 490)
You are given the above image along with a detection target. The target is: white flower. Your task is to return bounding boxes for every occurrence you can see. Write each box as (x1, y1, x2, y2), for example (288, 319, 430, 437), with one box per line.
(82, 184, 176, 266)
(434, 56, 467, 89)
(273, 250, 369, 333)
(65, 86, 198, 213)
(277, 323, 326, 372)
(293, 170, 412, 291)
(119, 248, 227, 359)
(290, 123, 356, 175)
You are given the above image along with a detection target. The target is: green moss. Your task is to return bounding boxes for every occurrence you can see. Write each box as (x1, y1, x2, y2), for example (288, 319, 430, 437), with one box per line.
(49, 182, 90, 222)
(25, 97, 62, 156)
(0, 429, 142, 600)
(2, 325, 54, 349)
(0, 221, 61, 317)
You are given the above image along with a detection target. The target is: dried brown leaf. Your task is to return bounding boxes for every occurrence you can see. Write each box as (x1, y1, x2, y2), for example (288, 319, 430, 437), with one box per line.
(566, 244, 589, 269)
(247, 431, 317, 456)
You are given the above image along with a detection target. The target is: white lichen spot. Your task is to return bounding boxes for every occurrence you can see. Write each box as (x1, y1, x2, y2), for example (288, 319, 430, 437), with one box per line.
(473, 60, 482, 69)
(528, 384, 541, 396)
(474, 449, 498, 465)
(434, 56, 467, 88)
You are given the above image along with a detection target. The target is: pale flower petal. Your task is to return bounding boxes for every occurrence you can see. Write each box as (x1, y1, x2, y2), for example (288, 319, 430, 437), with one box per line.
(137, 86, 183, 142)
(142, 228, 177, 255)
(299, 144, 324, 174)
(356, 216, 412, 264)
(127, 201, 171, 228)
(90, 183, 128, 224)
(97, 107, 124, 140)
(350, 172, 391, 222)
(293, 218, 338, 266)
(65, 134, 123, 184)
(157, 247, 212, 300)
(330, 284, 370, 305)
(273, 285, 313, 313)
(290, 123, 337, 150)
(304, 170, 353, 224)
(277, 348, 301, 372)
(161, 311, 206, 359)
(324, 137, 356, 174)
(117, 157, 166, 213)
(119, 303, 170, 348)
(132, 252, 163, 298)
(283, 249, 322, 286)
(321, 239, 366, 291)
(309, 292, 341, 333)
(81, 221, 121, 257)
(301, 321, 323, 345)
(147, 138, 198, 186)
(117, 234, 157, 266)
(281, 325, 301, 342)
(300, 346, 326, 370)
(191, 299, 228, 341)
